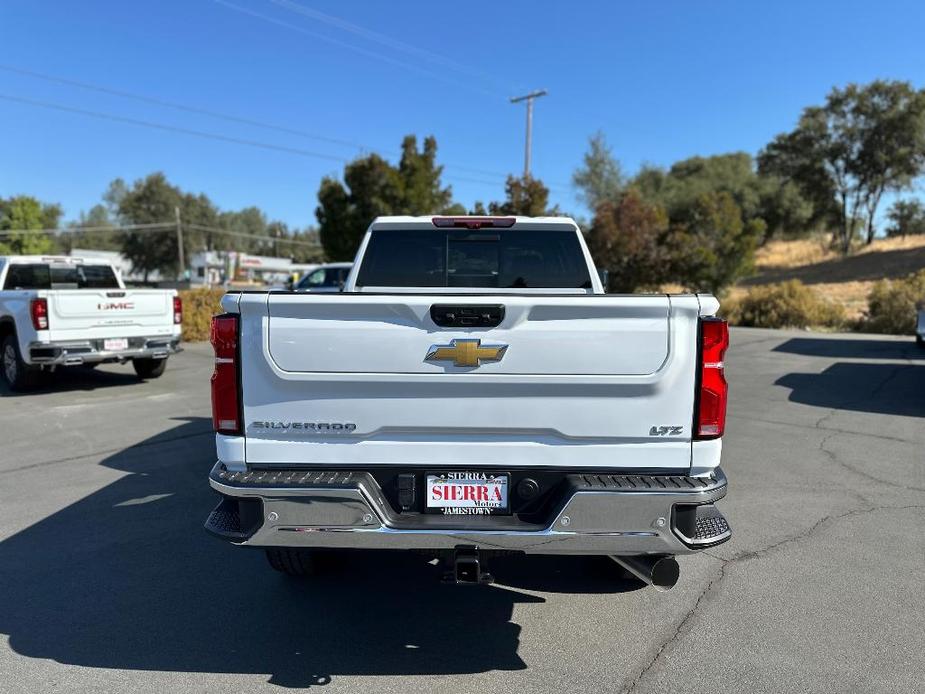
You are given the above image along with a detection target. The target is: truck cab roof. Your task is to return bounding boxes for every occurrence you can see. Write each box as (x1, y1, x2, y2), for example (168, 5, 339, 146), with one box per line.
(0, 255, 113, 266)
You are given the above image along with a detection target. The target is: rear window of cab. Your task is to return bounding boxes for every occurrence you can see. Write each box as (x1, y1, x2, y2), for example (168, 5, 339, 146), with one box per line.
(3, 263, 120, 290)
(355, 229, 593, 289)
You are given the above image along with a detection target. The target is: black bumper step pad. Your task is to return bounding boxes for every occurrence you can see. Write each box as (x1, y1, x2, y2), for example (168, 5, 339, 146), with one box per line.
(212, 467, 363, 488)
(573, 473, 718, 491)
(694, 511, 731, 541)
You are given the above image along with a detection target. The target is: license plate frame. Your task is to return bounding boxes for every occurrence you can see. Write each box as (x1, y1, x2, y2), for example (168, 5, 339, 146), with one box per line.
(425, 472, 510, 516)
(103, 338, 129, 352)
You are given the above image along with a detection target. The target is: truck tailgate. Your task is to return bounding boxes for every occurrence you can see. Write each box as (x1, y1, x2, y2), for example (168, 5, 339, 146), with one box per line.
(237, 293, 702, 471)
(47, 289, 176, 340)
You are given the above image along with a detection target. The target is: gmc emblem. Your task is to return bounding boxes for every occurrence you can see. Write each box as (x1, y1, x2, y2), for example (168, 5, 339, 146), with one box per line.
(97, 302, 135, 310)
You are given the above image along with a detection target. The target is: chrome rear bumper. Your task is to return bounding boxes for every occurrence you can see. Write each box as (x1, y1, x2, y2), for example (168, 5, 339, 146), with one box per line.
(28, 336, 181, 366)
(206, 463, 731, 556)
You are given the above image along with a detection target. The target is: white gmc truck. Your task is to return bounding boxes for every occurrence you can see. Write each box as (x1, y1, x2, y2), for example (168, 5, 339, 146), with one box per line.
(206, 216, 730, 589)
(0, 255, 182, 390)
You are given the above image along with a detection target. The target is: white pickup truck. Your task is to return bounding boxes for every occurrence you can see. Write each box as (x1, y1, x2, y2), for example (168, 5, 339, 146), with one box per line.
(0, 255, 182, 390)
(205, 216, 730, 589)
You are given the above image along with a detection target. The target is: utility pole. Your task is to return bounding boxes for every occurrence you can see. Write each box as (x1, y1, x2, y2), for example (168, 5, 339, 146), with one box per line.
(174, 206, 186, 282)
(510, 89, 548, 178)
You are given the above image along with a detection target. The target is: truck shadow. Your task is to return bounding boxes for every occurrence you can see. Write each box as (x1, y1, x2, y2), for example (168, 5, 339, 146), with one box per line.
(772, 337, 923, 361)
(0, 417, 638, 687)
(0, 366, 142, 397)
(775, 362, 925, 418)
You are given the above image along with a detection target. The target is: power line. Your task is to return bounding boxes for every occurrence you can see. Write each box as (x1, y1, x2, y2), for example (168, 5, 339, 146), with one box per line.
(264, 0, 508, 93)
(0, 222, 175, 236)
(0, 221, 322, 248)
(0, 64, 570, 189)
(1, 91, 545, 191)
(186, 223, 321, 247)
(0, 63, 369, 152)
(211, 0, 496, 99)
(0, 93, 348, 164)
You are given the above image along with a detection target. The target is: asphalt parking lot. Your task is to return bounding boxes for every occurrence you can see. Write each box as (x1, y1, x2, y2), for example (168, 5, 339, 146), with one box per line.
(0, 327, 923, 693)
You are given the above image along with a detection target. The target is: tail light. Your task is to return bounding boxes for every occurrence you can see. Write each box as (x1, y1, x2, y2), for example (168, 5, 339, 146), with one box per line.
(173, 296, 183, 325)
(30, 298, 49, 330)
(210, 314, 240, 435)
(695, 317, 729, 440)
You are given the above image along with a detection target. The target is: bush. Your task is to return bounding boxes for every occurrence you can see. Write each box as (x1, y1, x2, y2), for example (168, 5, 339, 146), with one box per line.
(862, 270, 925, 334)
(722, 280, 846, 329)
(178, 288, 226, 341)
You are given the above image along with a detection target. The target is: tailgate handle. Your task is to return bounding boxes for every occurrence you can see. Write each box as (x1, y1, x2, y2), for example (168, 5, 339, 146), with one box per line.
(430, 304, 505, 328)
(107, 291, 126, 298)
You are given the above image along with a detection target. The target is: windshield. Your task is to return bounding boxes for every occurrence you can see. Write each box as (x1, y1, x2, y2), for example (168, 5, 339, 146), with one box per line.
(355, 229, 592, 289)
(3, 263, 120, 290)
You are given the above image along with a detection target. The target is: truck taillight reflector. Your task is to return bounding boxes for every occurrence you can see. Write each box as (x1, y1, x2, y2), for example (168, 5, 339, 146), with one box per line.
(210, 314, 240, 435)
(30, 298, 48, 330)
(173, 296, 183, 325)
(696, 318, 729, 440)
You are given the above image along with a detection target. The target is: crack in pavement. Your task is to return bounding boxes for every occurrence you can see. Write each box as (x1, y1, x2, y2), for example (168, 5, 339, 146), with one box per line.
(621, 503, 925, 694)
(817, 429, 925, 493)
(728, 413, 918, 445)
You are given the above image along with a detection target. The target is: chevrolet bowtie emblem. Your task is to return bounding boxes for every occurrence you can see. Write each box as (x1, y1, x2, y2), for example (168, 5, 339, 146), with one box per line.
(425, 338, 508, 367)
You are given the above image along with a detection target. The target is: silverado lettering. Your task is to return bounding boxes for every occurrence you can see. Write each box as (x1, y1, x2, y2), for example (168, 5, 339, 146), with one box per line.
(250, 421, 357, 432)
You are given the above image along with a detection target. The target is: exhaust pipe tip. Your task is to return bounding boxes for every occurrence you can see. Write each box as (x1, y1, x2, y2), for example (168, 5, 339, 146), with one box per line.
(649, 556, 680, 591)
(611, 555, 680, 592)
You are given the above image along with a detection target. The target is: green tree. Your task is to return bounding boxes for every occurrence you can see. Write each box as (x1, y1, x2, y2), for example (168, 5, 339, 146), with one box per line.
(885, 199, 925, 237)
(316, 135, 465, 260)
(0, 195, 60, 255)
(586, 189, 668, 292)
(219, 206, 270, 253)
(317, 154, 402, 260)
(488, 175, 558, 216)
(179, 192, 220, 253)
(116, 173, 182, 280)
(755, 177, 815, 242)
(398, 135, 455, 214)
(67, 204, 120, 252)
(760, 80, 925, 251)
(573, 131, 624, 210)
(665, 191, 762, 293)
(115, 173, 222, 279)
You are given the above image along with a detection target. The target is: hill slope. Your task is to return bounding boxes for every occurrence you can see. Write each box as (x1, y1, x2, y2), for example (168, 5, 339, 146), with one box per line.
(733, 235, 925, 319)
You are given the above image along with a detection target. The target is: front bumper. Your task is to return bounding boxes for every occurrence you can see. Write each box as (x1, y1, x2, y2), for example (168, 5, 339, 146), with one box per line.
(206, 463, 731, 556)
(28, 336, 181, 366)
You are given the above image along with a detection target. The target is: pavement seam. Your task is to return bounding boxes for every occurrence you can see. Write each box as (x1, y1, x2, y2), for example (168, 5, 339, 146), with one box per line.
(622, 503, 925, 694)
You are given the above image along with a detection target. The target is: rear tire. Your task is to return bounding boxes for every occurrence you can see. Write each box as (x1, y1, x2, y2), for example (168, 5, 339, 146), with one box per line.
(265, 548, 320, 577)
(133, 357, 168, 379)
(1, 335, 39, 391)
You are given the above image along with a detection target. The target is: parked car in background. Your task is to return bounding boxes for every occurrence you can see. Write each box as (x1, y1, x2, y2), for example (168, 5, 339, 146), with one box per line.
(294, 262, 352, 292)
(0, 255, 182, 390)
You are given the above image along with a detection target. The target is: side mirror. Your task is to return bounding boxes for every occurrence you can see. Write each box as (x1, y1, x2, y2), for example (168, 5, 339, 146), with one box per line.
(597, 268, 610, 290)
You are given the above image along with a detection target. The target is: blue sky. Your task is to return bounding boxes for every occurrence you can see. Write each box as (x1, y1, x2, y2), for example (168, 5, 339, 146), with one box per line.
(2, 0, 924, 228)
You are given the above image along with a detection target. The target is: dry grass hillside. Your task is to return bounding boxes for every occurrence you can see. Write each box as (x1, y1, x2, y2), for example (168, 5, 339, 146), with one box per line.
(731, 235, 925, 319)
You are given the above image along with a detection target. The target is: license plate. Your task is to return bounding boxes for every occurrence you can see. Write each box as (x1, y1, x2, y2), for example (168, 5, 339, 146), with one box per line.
(425, 473, 509, 515)
(104, 338, 129, 352)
